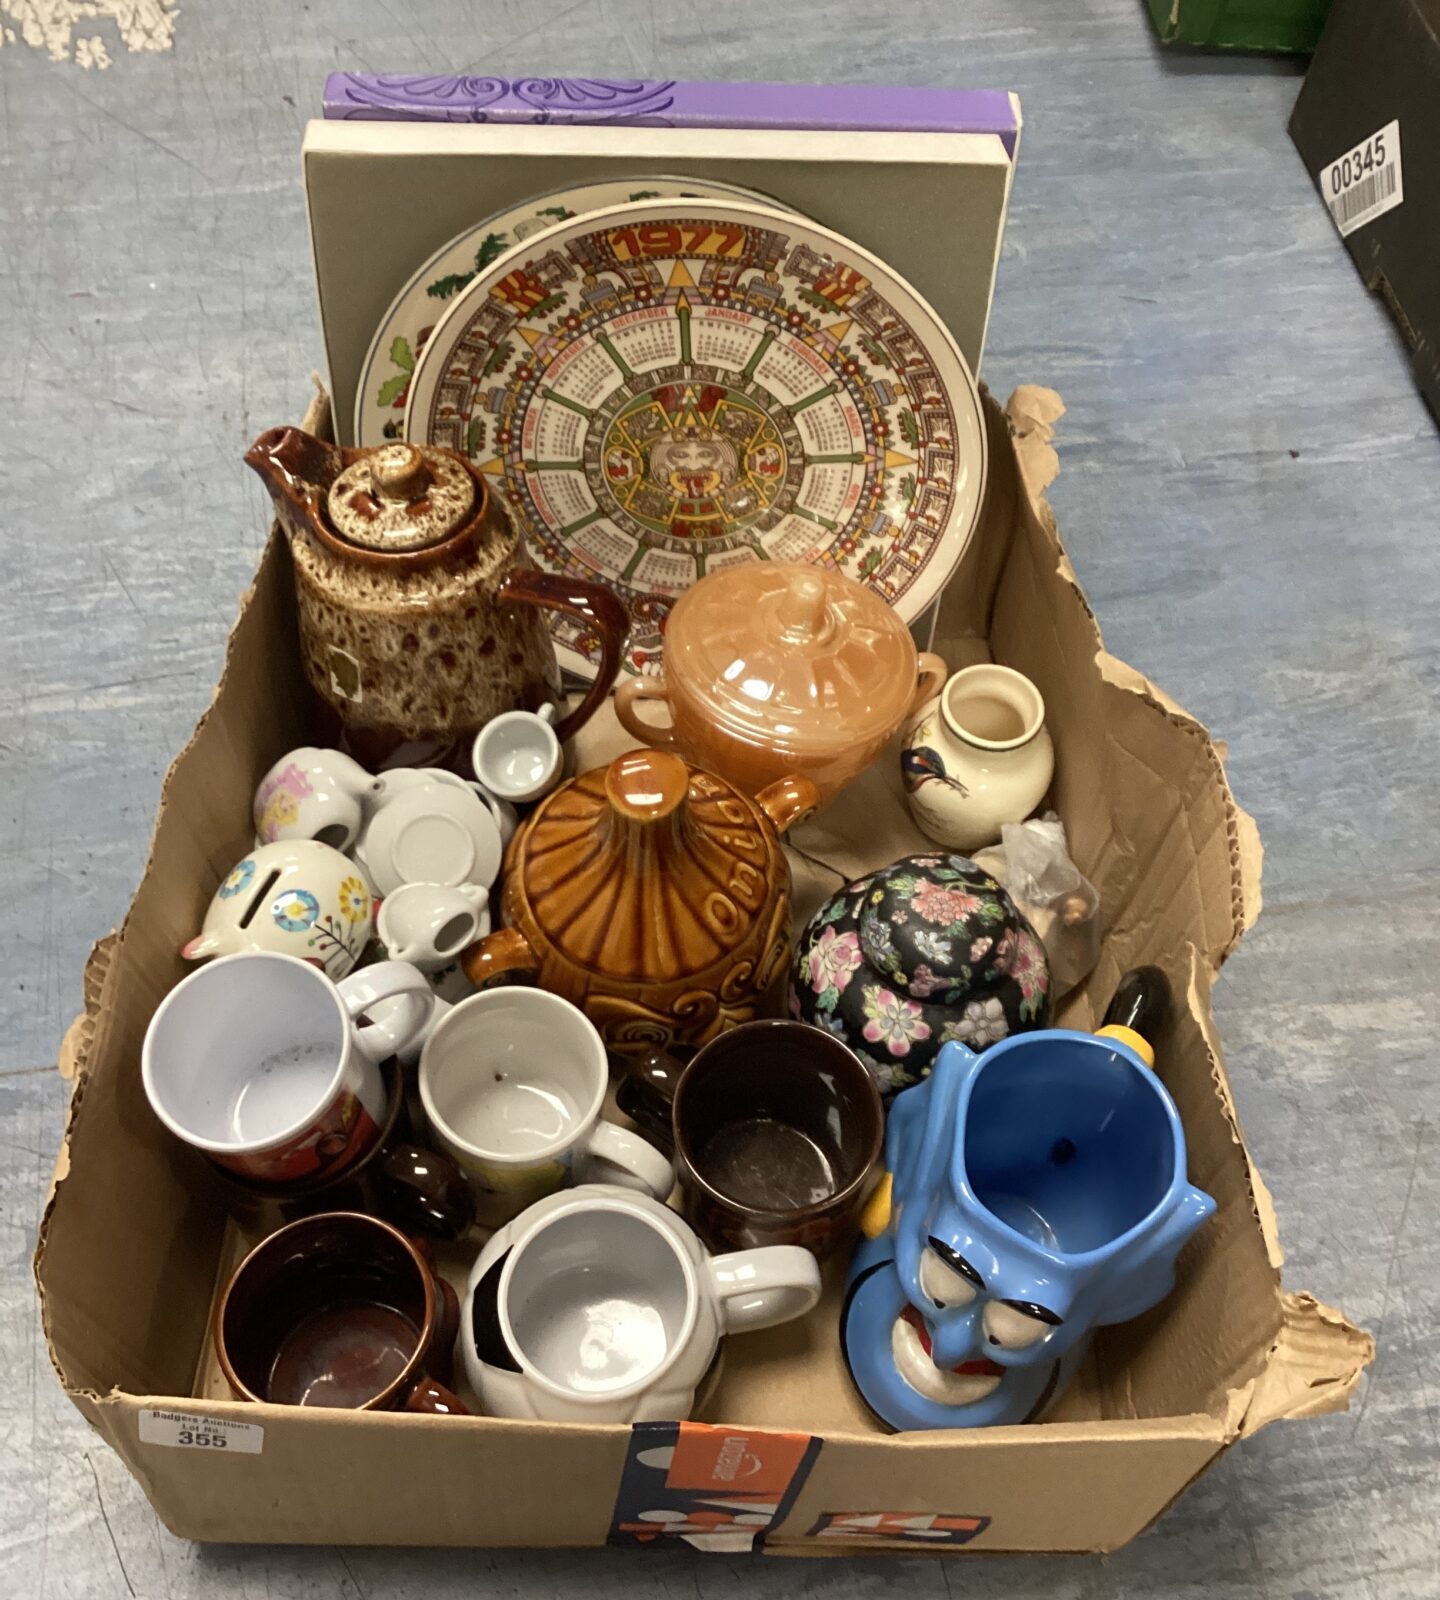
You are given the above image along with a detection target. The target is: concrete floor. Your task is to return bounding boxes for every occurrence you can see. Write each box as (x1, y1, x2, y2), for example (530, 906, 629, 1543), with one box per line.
(3, 1, 1437, 1595)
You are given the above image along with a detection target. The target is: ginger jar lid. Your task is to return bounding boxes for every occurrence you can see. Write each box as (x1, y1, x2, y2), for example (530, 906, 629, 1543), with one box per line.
(661, 563, 921, 753)
(325, 443, 476, 554)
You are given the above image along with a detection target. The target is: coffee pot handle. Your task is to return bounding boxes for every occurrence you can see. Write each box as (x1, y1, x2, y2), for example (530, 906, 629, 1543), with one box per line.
(497, 570, 629, 743)
(708, 1246, 822, 1334)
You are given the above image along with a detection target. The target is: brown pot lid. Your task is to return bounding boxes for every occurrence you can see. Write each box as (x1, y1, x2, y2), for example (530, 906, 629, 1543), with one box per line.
(325, 443, 476, 554)
(514, 752, 782, 983)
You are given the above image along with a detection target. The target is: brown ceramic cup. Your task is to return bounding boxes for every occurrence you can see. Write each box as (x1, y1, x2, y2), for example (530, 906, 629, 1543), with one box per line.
(213, 1057, 475, 1242)
(616, 1019, 884, 1260)
(216, 1212, 466, 1414)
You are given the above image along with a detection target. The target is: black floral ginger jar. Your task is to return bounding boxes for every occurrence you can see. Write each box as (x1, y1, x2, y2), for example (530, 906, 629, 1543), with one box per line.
(789, 853, 1051, 1099)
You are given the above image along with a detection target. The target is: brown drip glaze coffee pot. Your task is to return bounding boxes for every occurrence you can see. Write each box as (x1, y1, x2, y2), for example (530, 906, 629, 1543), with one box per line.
(461, 749, 820, 1056)
(246, 427, 627, 769)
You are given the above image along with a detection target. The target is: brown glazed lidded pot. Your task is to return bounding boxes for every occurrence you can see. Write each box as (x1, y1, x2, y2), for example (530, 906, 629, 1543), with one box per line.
(245, 427, 626, 769)
(461, 749, 819, 1056)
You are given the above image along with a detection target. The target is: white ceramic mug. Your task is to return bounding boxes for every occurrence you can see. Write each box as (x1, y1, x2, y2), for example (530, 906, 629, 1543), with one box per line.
(418, 989, 673, 1226)
(252, 746, 383, 851)
(462, 1185, 822, 1423)
(471, 705, 563, 804)
(142, 951, 432, 1183)
(377, 882, 490, 971)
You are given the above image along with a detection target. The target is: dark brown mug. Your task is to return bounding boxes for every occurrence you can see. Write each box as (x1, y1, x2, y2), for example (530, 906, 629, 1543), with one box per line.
(616, 1019, 884, 1260)
(216, 1211, 466, 1414)
(212, 1056, 475, 1241)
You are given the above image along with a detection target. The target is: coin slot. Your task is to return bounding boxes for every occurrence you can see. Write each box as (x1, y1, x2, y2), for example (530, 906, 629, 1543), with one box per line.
(238, 869, 283, 929)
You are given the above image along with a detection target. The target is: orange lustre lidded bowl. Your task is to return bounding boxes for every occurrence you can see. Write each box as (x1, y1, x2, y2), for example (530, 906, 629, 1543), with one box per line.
(615, 563, 949, 805)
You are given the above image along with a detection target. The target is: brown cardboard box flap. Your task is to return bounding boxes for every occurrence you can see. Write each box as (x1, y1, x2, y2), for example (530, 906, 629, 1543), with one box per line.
(1228, 1294, 1374, 1437)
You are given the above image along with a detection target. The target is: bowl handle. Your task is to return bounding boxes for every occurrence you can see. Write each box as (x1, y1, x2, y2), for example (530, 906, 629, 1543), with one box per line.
(614, 675, 678, 749)
(909, 651, 949, 714)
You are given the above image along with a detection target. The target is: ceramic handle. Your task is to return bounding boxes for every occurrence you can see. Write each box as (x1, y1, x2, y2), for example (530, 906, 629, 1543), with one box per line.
(613, 1047, 694, 1158)
(709, 1246, 822, 1334)
(614, 676, 678, 749)
(577, 1119, 674, 1200)
(403, 1376, 467, 1416)
(459, 926, 538, 989)
(910, 651, 949, 714)
(375, 1142, 476, 1241)
(755, 774, 821, 835)
(337, 962, 434, 1064)
(497, 569, 629, 743)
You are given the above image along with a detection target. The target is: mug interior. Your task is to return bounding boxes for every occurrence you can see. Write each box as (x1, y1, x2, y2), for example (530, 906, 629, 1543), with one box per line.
(476, 714, 560, 797)
(678, 1026, 880, 1214)
(422, 991, 602, 1163)
(219, 1214, 429, 1408)
(962, 1037, 1177, 1253)
(146, 956, 346, 1152)
(504, 1207, 691, 1395)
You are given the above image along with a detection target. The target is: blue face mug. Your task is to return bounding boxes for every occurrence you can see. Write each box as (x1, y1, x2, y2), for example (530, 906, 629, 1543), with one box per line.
(842, 968, 1216, 1430)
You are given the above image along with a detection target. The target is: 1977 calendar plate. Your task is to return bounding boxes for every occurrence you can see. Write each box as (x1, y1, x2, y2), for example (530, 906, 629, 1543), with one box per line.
(405, 198, 986, 680)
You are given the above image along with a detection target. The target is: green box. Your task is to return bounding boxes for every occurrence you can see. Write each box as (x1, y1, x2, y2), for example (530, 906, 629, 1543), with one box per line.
(1144, 0, 1332, 52)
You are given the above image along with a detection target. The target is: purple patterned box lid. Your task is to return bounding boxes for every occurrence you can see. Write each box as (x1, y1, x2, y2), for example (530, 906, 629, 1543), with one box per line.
(321, 75, 1020, 154)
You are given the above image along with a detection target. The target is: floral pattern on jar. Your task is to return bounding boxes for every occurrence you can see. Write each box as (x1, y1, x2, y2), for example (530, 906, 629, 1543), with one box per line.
(789, 852, 1051, 1099)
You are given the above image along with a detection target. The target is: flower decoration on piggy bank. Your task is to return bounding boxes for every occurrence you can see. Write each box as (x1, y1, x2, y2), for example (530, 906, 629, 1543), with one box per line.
(790, 853, 1051, 1099)
(841, 968, 1216, 1430)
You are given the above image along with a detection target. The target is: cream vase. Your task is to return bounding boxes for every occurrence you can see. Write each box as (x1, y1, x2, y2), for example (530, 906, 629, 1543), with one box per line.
(900, 664, 1055, 852)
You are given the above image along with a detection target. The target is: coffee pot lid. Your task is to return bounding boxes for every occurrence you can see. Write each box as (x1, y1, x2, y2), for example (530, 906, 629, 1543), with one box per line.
(662, 563, 920, 750)
(325, 444, 476, 554)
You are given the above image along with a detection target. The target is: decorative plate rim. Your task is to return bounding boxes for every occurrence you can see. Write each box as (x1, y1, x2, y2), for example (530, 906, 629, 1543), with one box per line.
(352, 174, 795, 448)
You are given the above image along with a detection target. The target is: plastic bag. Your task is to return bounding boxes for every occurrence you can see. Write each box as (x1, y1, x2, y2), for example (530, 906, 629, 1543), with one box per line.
(972, 814, 1101, 1001)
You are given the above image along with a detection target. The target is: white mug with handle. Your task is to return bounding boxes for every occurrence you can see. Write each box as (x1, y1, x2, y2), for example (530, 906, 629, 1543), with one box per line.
(418, 988, 674, 1226)
(142, 951, 433, 1184)
(461, 1184, 822, 1423)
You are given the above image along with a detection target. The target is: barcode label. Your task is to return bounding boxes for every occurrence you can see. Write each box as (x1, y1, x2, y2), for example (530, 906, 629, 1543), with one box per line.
(139, 1408, 264, 1454)
(1321, 120, 1403, 237)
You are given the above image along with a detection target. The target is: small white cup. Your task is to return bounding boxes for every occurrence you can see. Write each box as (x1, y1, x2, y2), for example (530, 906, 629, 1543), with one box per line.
(472, 705, 563, 805)
(419, 989, 673, 1226)
(142, 951, 432, 1184)
(377, 882, 490, 971)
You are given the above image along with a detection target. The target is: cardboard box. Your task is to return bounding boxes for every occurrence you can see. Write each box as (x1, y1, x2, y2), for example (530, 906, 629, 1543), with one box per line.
(303, 119, 1018, 446)
(1289, 0, 1440, 422)
(1144, 0, 1331, 52)
(34, 382, 1371, 1554)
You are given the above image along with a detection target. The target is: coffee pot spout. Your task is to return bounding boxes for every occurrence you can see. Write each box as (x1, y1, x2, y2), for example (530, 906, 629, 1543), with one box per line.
(244, 426, 346, 526)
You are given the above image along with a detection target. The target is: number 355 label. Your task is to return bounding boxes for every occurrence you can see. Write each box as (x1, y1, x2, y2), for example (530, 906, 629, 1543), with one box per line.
(1321, 119, 1404, 238)
(139, 1408, 264, 1454)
